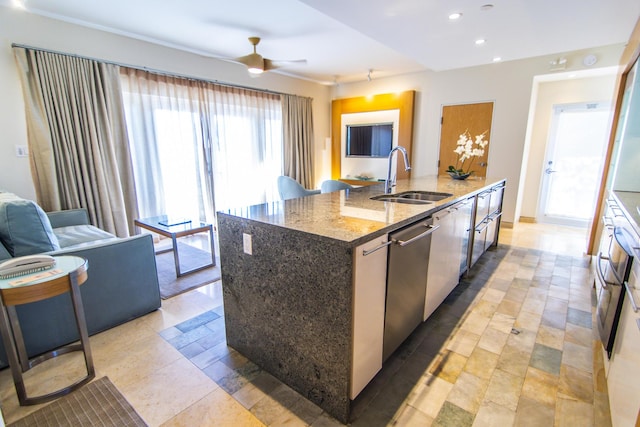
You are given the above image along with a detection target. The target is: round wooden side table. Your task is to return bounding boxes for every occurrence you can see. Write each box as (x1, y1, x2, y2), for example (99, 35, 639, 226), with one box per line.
(0, 255, 95, 406)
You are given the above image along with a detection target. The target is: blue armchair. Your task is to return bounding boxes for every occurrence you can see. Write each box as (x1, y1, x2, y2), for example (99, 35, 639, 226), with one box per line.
(0, 192, 161, 367)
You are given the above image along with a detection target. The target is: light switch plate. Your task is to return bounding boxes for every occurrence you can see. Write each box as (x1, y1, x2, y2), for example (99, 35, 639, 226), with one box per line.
(243, 233, 252, 255)
(15, 145, 28, 157)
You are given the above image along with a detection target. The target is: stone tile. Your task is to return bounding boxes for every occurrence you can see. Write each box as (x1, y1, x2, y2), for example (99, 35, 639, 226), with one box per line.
(204, 360, 262, 395)
(519, 296, 546, 316)
(464, 347, 499, 380)
(496, 299, 522, 317)
(514, 396, 554, 427)
(496, 342, 531, 379)
(428, 350, 468, 384)
(545, 296, 568, 314)
(446, 329, 481, 358)
(167, 325, 214, 350)
(460, 312, 491, 336)
(393, 405, 435, 427)
(477, 327, 510, 355)
(472, 400, 516, 427)
(594, 390, 613, 427)
(564, 323, 592, 347)
(555, 396, 594, 427)
(483, 369, 523, 411)
(540, 309, 567, 330)
(567, 307, 592, 329)
(521, 367, 558, 406)
(162, 387, 263, 427)
(482, 288, 506, 304)
(250, 383, 303, 425)
(232, 371, 282, 409)
(563, 341, 593, 374)
(120, 358, 218, 426)
(433, 401, 474, 427)
(446, 371, 489, 413)
(514, 311, 542, 333)
(174, 309, 220, 333)
(529, 343, 562, 376)
(558, 364, 594, 403)
(504, 287, 528, 303)
(408, 374, 455, 419)
(488, 312, 516, 334)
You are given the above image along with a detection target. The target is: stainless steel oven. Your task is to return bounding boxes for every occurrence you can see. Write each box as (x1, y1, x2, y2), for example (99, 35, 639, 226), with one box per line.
(595, 225, 635, 358)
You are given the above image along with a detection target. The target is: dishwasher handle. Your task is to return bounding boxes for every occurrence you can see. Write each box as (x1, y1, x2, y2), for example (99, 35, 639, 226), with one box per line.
(393, 224, 440, 247)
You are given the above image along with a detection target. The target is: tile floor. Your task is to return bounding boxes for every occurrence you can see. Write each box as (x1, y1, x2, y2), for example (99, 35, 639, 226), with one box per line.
(0, 222, 611, 426)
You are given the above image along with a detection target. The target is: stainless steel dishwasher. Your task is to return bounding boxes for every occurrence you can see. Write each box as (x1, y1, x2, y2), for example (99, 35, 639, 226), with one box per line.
(383, 217, 438, 361)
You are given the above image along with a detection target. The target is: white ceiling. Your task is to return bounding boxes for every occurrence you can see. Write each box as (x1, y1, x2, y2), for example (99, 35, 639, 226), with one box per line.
(5, 0, 640, 84)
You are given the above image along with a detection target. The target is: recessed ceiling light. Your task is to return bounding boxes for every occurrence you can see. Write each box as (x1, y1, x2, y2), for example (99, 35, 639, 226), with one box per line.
(449, 12, 462, 20)
(475, 39, 486, 45)
(492, 57, 502, 62)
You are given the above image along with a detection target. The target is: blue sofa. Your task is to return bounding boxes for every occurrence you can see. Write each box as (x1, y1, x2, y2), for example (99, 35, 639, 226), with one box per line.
(0, 192, 161, 368)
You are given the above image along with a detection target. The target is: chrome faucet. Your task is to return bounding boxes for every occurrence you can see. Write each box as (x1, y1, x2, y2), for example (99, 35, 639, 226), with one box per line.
(385, 146, 411, 194)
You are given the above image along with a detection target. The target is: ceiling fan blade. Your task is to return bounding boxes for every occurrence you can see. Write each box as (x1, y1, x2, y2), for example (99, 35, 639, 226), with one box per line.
(235, 53, 263, 67)
(264, 58, 307, 71)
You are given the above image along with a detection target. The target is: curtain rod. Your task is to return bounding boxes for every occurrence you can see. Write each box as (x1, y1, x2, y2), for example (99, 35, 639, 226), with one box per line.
(11, 43, 311, 100)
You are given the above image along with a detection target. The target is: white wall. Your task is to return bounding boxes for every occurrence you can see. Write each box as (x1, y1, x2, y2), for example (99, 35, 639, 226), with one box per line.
(519, 74, 617, 219)
(0, 6, 331, 199)
(331, 45, 624, 224)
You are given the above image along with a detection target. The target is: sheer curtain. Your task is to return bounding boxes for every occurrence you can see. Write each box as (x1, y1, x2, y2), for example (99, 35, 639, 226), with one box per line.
(120, 69, 283, 223)
(13, 47, 138, 237)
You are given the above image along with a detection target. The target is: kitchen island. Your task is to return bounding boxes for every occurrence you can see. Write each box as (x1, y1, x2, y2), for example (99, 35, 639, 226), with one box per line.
(217, 175, 506, 422)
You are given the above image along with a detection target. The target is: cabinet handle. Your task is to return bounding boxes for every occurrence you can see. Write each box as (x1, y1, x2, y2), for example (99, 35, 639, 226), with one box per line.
(393, 224, 440, 247)
(475, 219, 491, 233)
(602, 216, 615, 229)
(624, 281, 640, 313)
(362, 240, 391, 256)
(595, 252, 615, 290)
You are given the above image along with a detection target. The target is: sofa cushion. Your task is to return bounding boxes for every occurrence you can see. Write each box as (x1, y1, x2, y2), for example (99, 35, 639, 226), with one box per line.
(0, 193, 60, 257)
(0, 242, 10, 261)
(53, 225, 116, 248)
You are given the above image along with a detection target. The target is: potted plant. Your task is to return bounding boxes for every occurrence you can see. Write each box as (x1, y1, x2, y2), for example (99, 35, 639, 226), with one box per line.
(447, 130, 489, 180)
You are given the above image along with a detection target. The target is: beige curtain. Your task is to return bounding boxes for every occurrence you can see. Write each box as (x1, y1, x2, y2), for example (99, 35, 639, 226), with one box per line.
(282, 94, 315, 188)
(13, 47, 138, 237)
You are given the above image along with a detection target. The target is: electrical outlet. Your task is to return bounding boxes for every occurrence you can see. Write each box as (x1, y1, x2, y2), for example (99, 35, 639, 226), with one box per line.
(243, 233, 252, 255)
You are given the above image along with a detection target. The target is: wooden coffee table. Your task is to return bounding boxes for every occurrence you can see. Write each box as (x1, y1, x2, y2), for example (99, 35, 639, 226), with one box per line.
(134, 216, 216, 277)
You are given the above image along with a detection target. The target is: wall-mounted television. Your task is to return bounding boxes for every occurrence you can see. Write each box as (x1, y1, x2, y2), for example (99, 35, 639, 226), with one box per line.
(346, 123, 393, 157)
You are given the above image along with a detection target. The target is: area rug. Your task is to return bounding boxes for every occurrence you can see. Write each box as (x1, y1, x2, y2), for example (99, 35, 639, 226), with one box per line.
(8, 376, 146, 427)
(156, 242, 221, 299)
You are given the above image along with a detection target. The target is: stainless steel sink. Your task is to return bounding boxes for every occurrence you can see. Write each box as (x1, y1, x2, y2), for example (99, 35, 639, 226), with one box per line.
(370, 191, 453, 204)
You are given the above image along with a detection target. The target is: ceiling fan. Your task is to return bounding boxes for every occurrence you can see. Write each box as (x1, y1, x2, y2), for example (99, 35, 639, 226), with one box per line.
(234, 37, 306, 75)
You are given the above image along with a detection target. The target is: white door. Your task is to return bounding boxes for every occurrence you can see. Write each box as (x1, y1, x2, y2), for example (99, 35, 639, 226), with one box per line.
(538, 102, 612, 227)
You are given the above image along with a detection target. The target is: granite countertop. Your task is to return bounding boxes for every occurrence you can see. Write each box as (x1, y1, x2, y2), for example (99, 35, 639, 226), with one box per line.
(219, 175, 506, 246)
(613, 190, 640, 238)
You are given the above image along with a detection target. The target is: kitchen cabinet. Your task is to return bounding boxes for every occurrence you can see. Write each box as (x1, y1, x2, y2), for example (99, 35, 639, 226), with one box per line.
(351, 235, 388, 399)
(606, 242, 640, 427)
(424, 198, 473, 320)
(470, 183, 504, 267)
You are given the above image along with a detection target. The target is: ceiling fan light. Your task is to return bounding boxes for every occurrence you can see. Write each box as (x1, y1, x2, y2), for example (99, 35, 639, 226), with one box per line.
(248, 67, 264, 74)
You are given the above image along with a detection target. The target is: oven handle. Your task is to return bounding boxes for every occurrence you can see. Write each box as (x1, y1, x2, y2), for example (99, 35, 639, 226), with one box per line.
(596, 252, 616, 290)
(624, 281, 640, 313)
